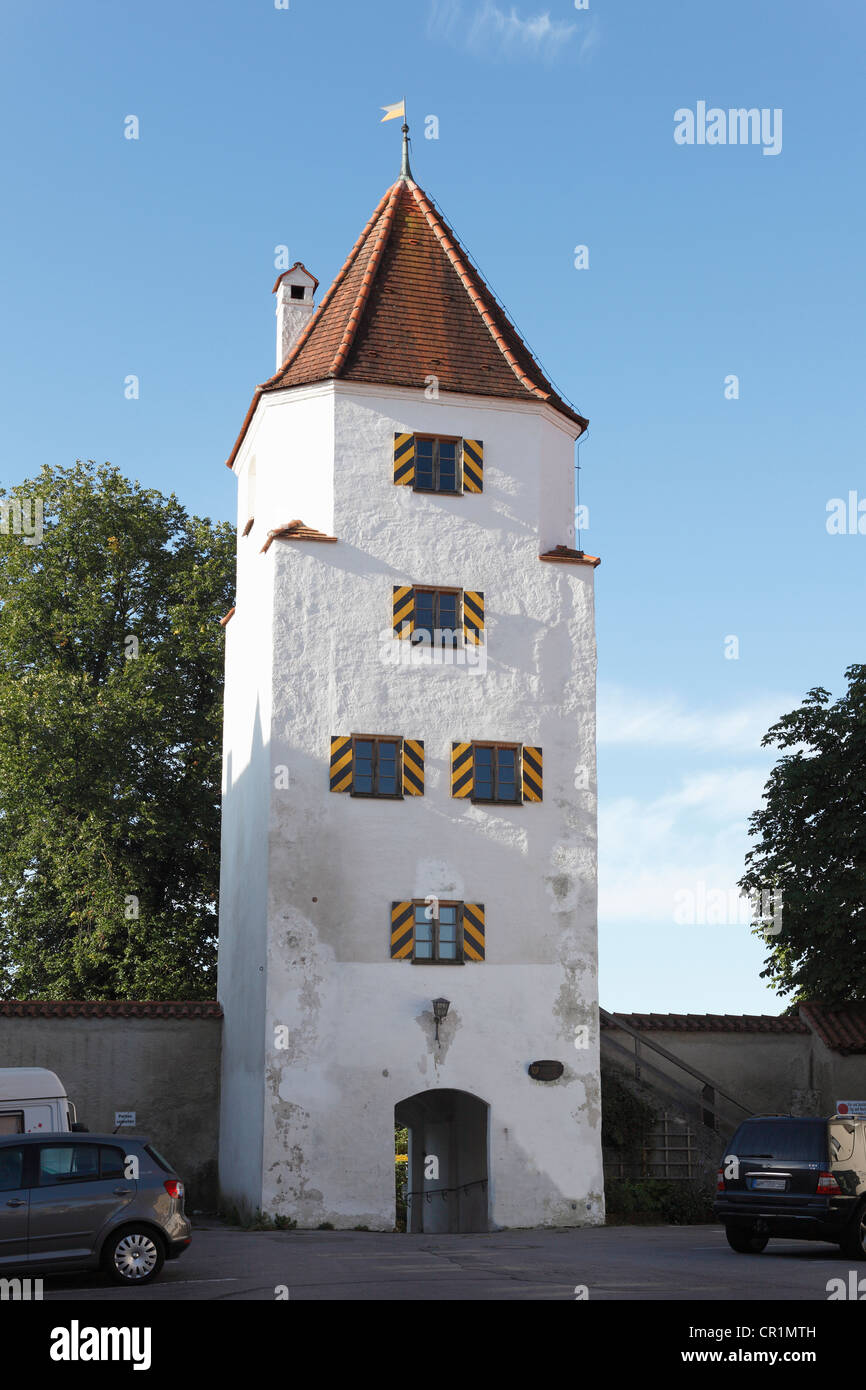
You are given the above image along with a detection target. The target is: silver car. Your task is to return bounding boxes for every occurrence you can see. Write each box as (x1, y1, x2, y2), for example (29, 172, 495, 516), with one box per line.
(0, 1132, 191, 1285)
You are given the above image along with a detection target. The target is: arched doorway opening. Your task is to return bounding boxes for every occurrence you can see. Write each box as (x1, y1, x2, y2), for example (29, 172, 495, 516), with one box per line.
(395, 1089, 489, 1233)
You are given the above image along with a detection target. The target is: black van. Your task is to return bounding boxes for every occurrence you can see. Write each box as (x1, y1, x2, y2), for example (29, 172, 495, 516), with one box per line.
(714, 1113, 866, 1257)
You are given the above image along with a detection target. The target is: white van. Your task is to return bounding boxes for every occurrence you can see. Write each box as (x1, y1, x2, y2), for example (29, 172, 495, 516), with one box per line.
(0, 1068, 79, 1134)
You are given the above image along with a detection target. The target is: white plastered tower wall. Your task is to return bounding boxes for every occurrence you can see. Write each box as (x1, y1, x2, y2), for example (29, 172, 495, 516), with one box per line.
(215, 433, 274, 1217)
(218, 374, 604, 1227)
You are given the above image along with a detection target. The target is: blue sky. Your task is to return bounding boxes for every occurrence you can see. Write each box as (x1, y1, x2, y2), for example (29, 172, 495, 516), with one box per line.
(1, 0, 863, 1014)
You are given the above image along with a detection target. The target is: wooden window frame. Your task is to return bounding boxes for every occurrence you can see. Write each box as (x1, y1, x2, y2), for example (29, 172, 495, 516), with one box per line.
(349, 734, 404, 799)
(471, 741, 522, 805)
(412, 434, 463, 496)
(410, 899, 465, 965)
(411, 585, 462, 647)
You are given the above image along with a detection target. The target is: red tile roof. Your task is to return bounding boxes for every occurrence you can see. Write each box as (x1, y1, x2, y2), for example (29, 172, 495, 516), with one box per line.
(227, 176, 587, 468)
(602, 1011, 809, 1035)
(540, 545, 601, 568)
(603, 1006, 866, 1054)
(0, 1000, 222, 1018)
(260, 520, 338, 553)
(799, 1003, 866, 1055)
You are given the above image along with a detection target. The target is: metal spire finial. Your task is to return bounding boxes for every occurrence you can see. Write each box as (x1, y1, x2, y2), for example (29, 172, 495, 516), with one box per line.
(401, 120, 412, 180)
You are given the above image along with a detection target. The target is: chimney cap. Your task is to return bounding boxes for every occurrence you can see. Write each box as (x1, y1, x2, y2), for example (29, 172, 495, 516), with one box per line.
(272, 261, 319, 295)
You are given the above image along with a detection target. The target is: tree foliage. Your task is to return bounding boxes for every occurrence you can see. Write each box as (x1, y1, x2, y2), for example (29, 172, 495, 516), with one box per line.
(0, 461, 234, 998)
(740, 664, 866, 1006)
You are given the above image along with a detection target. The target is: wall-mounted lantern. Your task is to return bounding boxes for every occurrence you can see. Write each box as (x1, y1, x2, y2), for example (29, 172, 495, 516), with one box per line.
(432, 997, 450, 1045)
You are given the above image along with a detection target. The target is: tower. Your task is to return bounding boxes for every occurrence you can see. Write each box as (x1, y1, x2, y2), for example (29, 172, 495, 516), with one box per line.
(218, 133, 604, 1230)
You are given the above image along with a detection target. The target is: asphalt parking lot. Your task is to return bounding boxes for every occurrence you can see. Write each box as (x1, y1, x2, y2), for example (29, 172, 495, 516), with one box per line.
(36, 1221, 860, 1300)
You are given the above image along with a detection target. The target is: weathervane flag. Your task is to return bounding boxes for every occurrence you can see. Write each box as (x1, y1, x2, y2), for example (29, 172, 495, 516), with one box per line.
(380, 100, 405, 122)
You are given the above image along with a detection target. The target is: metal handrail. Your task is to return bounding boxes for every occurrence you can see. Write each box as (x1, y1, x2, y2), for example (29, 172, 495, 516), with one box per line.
(600, 1008, 752, 1128)
(406, 1178, 488, 1203)
(601, 1032, 741, 1128)
(600, 1008, 752, 1114)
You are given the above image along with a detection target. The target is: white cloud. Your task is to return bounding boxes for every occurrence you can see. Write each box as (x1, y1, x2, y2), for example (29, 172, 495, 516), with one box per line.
(598, 684, 795, 755)
(599, 768, 769, 927)
(427, 1, 585, 61)
(596, 685, 790, 1010)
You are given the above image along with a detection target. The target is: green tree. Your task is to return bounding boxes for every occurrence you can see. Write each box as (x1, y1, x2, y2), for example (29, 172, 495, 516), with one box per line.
(740, 664, 866, 1006)
(0, 461, 234, 998)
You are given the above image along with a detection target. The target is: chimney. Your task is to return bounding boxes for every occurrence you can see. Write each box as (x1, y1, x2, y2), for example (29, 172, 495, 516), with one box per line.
(273, 263, 318, 370)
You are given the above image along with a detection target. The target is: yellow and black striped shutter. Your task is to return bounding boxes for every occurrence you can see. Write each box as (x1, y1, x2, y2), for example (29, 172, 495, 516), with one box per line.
(522, 746, 543, 802)
(463, 903, 485, 961)
(390, 901, 414, 959)
(463, 590, 484, 645)
(329, 736, 353, 792)
(462, 439, 484, 493)
(393, 433, 415, 486)
(451, 742, 474, 798)
(402, 739, 424, 795)
(392, 585, 415, 639)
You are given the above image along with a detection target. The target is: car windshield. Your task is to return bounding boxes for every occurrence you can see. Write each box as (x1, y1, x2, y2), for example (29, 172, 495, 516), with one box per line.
(730, 1118, 827, 1163)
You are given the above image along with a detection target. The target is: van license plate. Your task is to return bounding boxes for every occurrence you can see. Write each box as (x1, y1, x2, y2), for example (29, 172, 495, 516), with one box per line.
(752, 1177, 786, 1191)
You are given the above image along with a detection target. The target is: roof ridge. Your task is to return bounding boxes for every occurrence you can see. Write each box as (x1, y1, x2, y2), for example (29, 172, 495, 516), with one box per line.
(407, 182, 552, 407)
(0, 999, 223, 1017)
(329, 180, 403, 376)
(264, 182, 397, 388)
(605, 1010, 809, 1031)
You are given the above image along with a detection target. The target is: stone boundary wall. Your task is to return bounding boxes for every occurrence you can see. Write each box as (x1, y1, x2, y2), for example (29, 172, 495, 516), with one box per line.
(0, 1002, 222, 1209)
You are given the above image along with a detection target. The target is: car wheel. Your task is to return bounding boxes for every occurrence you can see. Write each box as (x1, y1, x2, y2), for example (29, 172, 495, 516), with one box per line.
(103, 1227, 165, 1285)
(841, 1204, 866, 1261)
(725, 1224, 769, 1254)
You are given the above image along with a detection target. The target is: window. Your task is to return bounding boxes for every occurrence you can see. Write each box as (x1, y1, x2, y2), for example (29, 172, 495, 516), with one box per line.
(99, 1146, 126, 1179)
(473, 744, 520, 803)
(414, 437, 459, 493)
(393, 434, 483, 492)
(290, 284, 305, 300)
(391, 900, 485, 960)
(451, 741, 541, 801)
(0, 1113, 23, 1136)
(413, 588, 460, 647)
(352, 737, 401, 797)
(392, 587, 483, 647)
(830, 1123, 856, 1164)
(0, 1147, 24, 1191)
(728, 1118, 828, 1164)
(144, 1144, 173, 1174)
(413, 902, 462, 962)
(331, 736, 424, 795)
(38, 1144, 100, 1185)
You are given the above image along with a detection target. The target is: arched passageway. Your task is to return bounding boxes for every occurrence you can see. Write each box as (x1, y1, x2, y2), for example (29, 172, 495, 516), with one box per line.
(395, 1089, 489, 1233)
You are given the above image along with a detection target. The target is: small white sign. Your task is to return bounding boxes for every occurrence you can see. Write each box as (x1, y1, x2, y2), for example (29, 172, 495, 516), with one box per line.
(836, 1101, 866, 1117)
(114, 1111, 136, 1127)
